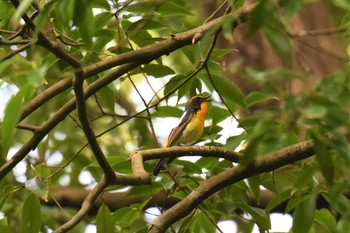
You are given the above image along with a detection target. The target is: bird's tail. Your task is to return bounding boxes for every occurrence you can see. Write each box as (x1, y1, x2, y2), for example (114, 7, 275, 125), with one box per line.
(153, 158, 165, 176)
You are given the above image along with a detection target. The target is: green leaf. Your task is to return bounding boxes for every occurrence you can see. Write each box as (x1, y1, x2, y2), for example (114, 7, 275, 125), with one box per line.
(152, 106, 183, 118)
(95, 11, 113, 31)
(211, 48, 237, 58)
(128, 182, 164, 196)
(0, 185, 22, 210)
(313, 135, 334, 184)
(238, 203, 271, 231)
(164, 75, 187, 96)
(73, 0, 95, 46)
(314, 209, 338, 233)
(266, 189, 292, 211)
(291, 163, 316, 195)
(158, 1, 194, 16)
(143, 64, 175, 78)
(189, 78, 203, 96)
(111, 160, 133, 174)
(292, 193, 316, 233)
(233, 0, 244, 9)
(1, 86, 32, 156)
(285, 194, 308, 213)
(195, 157, 219, 170)
(11, 0, 35, 25)
(247, 176, 261, 202)
(174, 160, 203, 174)
(248, 0, 273, 34)
(97, 83, 116, 113)
(93, 29, 116, 51)
(245, 92, 276, 108)
(177, 79, 195, 101)
(208, 105, 230, 125)
(332, 0, 350, 10)
(210, 75, 246, 109)
(35, 0, 57, 31)
(0, 1, 16, 27)
(302, 105, 328, 119)
(128, 19, 167, 31)
(25, 177, 49, 202)
(97, 204, 114, 233)
(0, 218, 11, 233)
(22, 193, 41, 233)
(113, 207, 140, 228)
(263, 27, 291, 63)
(225, 134, 246, 150)
(282, 0, 302, 18)
(192, 211, 215, 233)
(55, 0, 75, 26)
(91, 0, 111, 10)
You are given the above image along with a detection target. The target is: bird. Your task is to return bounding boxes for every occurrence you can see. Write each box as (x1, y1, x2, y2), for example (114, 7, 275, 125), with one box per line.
(153, 95, 211, 176)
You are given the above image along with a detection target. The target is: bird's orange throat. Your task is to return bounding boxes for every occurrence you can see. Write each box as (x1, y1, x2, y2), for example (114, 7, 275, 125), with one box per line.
(197, 102, 208, 121)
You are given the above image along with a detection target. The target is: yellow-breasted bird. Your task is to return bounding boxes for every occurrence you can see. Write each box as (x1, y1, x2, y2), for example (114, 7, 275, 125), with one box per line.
(153, 95, 211, 176)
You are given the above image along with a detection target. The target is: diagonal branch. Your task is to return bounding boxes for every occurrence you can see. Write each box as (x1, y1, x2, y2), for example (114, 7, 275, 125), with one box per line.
(148, 140, 315, 233)
(0, 62, 137, 180)
(11, 0, 117, 183)
(19, 9, 251, 121)
(52, 177, 109, 233)
(2, 7, 252, 180)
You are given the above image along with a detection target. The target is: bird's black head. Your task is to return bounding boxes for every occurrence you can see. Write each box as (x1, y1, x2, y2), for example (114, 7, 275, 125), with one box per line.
(185, 95, 211, 112)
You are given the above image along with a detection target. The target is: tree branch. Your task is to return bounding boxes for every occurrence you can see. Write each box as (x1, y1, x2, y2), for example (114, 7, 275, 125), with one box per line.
(136, 146, 242, 162)
(0, 63, 138, 180)
(1, 6, 252, 180)
(149, 140, 315, 233)
(19, 9, 251, 121)
(72, 53, 116, 182)
(52, 178, 109, 233)
(9, 0, 81, 68)
(289, 25, 350, 37)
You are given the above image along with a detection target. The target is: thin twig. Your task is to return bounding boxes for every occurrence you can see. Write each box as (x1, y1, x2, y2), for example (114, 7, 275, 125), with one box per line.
(290, 25, 350, 37)
(204, 0, 230, 23)
(19, 9, 251, 122)
(0, 39, 32, 45)
(293, 37, 350, 63)
(53, 178, 109, 233)
(205, 65, 248, 133)
(0, 42, 33, 62)
(166, 171, 225, 233)
(16, 124, 38, 132)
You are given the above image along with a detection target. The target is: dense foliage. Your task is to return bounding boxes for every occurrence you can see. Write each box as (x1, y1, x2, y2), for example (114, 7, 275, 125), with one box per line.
(0, 0, 349, 232)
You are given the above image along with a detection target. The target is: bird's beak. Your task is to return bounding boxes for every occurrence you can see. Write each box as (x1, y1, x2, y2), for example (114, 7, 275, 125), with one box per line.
(205, 96, 212, 102)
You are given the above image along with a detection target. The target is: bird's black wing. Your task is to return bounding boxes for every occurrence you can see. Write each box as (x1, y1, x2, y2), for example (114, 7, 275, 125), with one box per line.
(153, 111, 194, 175)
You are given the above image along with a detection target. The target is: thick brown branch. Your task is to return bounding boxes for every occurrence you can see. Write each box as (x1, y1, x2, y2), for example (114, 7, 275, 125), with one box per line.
(19, 10, 250, 121)
(72, 58, 116, 182)
(0, 63, 136, 180)
(149, 140, 315, 233)
(46, 186, 346, 216)
(1, 8, 251, 184)
(0, 62, 153, 184)
(9, 0, 81, 68)
(138, 146, 242, 162)
(46, 187, 180, 215)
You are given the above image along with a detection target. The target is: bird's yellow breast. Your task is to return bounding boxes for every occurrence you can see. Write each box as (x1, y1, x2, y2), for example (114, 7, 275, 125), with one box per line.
(179, 102, 208, 145)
